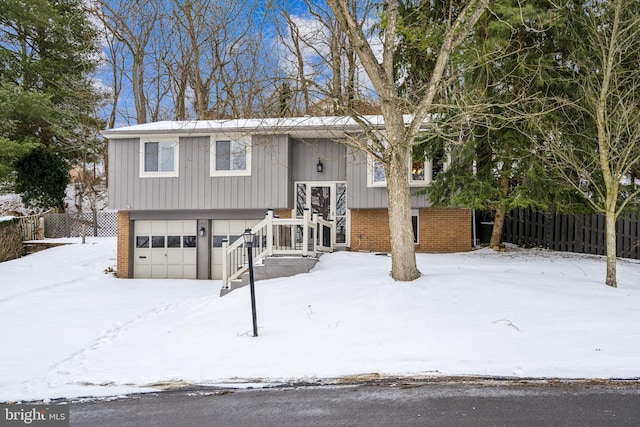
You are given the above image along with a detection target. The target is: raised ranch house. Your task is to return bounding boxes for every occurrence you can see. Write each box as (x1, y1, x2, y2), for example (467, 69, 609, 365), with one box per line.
(103, 116, 471, 288)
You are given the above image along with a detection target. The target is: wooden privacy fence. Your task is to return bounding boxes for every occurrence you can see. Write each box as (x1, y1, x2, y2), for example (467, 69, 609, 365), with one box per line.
(502, 207, 640, 260)
(16, 214, 41, 241)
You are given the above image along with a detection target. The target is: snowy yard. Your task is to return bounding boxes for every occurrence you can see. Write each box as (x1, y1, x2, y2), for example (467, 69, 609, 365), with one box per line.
(1, 237, 639, 402)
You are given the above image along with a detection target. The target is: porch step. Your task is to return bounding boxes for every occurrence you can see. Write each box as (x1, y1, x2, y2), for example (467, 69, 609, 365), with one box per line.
(219, 256, 320, 296)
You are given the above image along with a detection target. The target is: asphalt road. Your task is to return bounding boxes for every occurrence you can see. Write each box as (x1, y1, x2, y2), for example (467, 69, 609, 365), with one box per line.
(69, 380, 640, 427)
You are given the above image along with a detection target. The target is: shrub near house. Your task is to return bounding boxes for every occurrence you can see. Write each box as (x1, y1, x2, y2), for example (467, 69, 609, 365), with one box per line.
(0, 217, 23, 262)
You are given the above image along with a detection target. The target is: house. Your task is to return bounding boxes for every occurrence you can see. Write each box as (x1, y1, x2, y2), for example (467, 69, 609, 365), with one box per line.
(103, 115, 471, 282)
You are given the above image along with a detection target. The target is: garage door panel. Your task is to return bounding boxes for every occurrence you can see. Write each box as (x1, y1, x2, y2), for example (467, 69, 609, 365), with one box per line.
(151, 222, 168, 234)
(135, 265, 152, 278)
(183, 248, 197, 264)
(183, 264, 197, 279)
(167, 264, 183, 279)
(167, 221, 184, 234)
(211, 264, 222, 280)
(151, 264, 167, 277)
(136, 221, 152, 235)
(167, 248, 183, 263)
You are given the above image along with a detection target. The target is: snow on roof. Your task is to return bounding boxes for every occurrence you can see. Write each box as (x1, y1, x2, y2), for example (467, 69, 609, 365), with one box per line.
(101, 115, 424, 138)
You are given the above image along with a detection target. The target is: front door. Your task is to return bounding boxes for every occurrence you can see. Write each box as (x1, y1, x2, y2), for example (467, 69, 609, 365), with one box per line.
(295, 181, 348, 246)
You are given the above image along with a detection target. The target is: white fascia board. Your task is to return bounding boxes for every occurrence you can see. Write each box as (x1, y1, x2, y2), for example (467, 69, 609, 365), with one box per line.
(101, 115, 431, 140)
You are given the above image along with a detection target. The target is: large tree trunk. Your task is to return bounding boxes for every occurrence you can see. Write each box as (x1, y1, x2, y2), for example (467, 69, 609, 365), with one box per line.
(386, 146, 421, 281)
(490, 206, 506, 249)
(490, 172, 510, 249)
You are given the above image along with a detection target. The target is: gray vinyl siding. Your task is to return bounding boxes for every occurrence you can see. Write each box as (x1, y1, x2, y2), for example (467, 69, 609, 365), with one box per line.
(346, 150, 431, 209)
(108, 134, 290, 211)
(290, 138, 347, 182)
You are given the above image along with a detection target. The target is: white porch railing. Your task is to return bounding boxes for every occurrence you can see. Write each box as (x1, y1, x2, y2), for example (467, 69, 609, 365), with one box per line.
(221, 208, 334, 288)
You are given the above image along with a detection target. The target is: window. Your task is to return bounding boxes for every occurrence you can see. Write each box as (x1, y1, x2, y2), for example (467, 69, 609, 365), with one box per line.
(140, 136, 179, 178)
(367, 148, 450, 187)
(167, 236, 181, 248)
(211, 136, 251, 176)
(151, 236, 165, 248)
(412, 209, 419, 244)
(183, 236, 197, 248)
(136, 236, 150, 248)
(371, 158, 387, 186)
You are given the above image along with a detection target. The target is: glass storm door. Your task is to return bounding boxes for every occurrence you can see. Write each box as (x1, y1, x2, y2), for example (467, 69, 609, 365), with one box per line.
(295, 182, 347, 246)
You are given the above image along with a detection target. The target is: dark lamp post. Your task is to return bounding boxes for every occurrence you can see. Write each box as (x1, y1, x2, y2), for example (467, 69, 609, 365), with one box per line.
(243, 228, 258, 337)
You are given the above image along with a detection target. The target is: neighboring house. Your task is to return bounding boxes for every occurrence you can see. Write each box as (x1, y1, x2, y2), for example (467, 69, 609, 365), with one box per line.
(103, 115, 471, 280)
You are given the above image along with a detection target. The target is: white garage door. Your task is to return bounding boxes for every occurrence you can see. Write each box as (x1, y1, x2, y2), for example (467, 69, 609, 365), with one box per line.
(211, 219, 260, 280)
(134, 220, 197, 279)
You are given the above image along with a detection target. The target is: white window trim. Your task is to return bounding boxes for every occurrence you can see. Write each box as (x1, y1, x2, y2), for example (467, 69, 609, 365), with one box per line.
(412, 209, 419, 244)
(210, 135, 252, 177)
(367, 156, 388, 187)
(139, 135, 180, 178)
(366, 151, 451, 188)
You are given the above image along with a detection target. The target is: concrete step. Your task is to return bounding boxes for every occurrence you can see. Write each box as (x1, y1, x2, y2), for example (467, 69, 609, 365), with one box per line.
(220, 279, 244, 297)
(219, 256, 320, 296)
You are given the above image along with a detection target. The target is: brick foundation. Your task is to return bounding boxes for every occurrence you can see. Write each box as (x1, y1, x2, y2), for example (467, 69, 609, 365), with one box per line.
(275, 208, 292, 219)
(116, 211, 131, 278)
(350, 208, 471, 253)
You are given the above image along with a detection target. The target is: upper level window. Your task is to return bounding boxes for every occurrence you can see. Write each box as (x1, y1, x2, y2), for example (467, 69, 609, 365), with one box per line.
(367, 147, 449, 187)
(140, 136, 179, 178)
(211, 136, 251, 176)
(371, 158, 387, 186)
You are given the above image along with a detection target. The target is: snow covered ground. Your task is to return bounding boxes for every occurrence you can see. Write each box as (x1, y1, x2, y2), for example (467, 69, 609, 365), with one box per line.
(1, 238, 639, 402)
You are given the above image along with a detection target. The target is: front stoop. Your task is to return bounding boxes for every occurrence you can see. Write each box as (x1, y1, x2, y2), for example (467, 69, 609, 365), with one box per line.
(220, 256, 320, 296)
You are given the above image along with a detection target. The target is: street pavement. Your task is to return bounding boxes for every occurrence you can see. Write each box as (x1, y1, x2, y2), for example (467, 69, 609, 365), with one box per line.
(68, 379, 640, 426)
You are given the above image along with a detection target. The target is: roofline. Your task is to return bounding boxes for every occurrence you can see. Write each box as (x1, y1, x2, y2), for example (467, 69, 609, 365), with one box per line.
(100, 115, 428, 139)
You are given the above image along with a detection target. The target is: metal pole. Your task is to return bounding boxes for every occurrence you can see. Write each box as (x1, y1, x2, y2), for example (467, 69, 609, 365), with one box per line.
(246, 243, 258, 337)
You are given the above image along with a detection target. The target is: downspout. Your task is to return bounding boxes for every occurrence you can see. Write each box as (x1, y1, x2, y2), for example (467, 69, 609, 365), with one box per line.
(472, 209, 477, 248)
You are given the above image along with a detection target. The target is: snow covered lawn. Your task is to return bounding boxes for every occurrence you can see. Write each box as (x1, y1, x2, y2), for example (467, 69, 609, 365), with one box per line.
(1, 238, 639, 402)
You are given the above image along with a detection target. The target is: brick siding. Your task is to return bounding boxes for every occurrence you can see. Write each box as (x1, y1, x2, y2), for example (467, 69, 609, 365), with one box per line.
(275, 208, 292, 219)
(116, 211, 130, 278)
(350, 208, 471, 253)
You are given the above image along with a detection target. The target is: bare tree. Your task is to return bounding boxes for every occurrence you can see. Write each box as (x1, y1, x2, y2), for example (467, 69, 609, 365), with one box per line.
(325, 0, 490, 281)
(270, 0, 372, 116)
(96, 0, 160, 124)
(542, 0, 640, 287)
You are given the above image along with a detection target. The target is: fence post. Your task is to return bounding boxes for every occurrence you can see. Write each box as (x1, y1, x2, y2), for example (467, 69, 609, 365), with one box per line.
(222, 239, 229, 288)
(266, 209, 274, 256)
(65, 211, 71, 238)
(302, 208, 310, 256)
(312, 212, 319, 253)
(93, 209, 98, 237)
(38, 216, 45, 240)
(574, 214, 584, 254)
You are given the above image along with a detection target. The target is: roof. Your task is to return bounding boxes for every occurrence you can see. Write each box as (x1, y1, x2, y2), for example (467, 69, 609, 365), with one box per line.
(101, 115, 424, 139)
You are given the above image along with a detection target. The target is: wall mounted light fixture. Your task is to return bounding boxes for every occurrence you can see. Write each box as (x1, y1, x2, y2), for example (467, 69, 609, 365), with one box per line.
(316, 157, 324, 173)
(199, 226, 206, 237)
